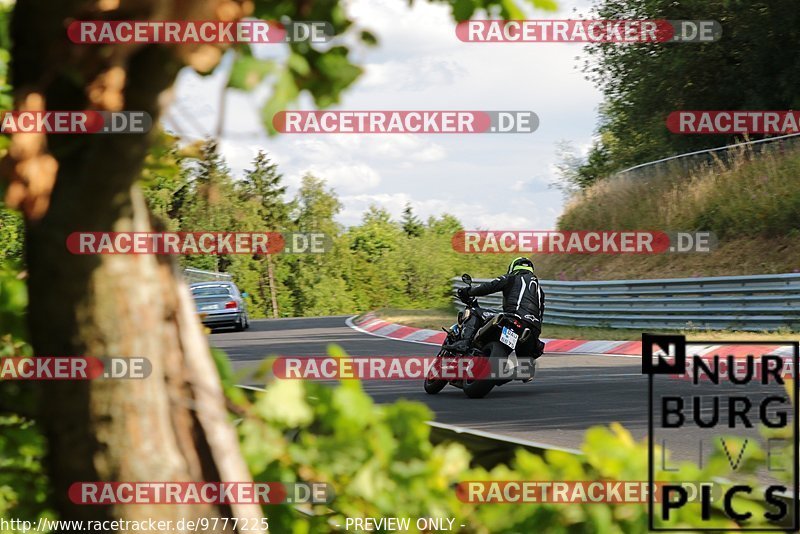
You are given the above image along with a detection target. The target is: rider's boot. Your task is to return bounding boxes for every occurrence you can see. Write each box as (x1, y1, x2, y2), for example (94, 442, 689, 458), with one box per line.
(521, 359, 535, 383)
(519, 339, 545, 383)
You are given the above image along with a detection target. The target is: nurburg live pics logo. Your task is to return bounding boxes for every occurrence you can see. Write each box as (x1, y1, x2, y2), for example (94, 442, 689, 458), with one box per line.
(643, 334, 799, 531)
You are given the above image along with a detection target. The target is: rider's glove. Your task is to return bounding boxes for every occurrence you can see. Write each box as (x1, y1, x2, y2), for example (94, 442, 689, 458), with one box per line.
(457, 287, 471, 302)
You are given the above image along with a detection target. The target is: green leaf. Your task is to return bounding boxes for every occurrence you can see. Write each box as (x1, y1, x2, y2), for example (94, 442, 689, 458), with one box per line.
(360, 30, 378, 45)
(255, 379, 313, 427)
(287, 53, 311, 77)
(529, 0, 558, 11)
(501, 0, 525, 18)
(228, 52, 274, 91)
(309, 47, 362, 108)
(452, 0, 476, 22)
(261, 68, 300, 135)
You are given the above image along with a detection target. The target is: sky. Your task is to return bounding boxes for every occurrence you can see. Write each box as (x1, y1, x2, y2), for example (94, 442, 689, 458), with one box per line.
(164, 0, 601, 230)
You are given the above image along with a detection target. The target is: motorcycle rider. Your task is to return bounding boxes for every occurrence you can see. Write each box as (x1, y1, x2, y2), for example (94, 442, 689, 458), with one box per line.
(452, 257, 545, 380)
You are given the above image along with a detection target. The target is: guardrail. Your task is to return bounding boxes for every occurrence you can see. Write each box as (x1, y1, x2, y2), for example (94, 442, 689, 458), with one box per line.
(183, 267, 232, 284)
(453, 273, 800, 331)
(612, 132, 800, 181)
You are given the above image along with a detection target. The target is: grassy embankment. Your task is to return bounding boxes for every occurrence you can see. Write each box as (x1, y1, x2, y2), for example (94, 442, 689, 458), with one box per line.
(379, 146, 800, 340)
(535, 146, 800, 280)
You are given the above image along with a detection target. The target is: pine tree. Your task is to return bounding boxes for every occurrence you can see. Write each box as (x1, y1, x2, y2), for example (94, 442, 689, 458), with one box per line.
(239, 151, 288, 318)
(240, 151, 288, 227)
(401, 203, 424, 238)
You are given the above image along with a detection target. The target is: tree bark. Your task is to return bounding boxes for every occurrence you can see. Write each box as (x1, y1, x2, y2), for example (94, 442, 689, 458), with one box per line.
(266, 254, 279, 318)
(6, 1, 265, 531)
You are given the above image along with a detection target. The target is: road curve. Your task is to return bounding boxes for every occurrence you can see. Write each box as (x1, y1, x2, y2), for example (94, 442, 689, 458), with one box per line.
(211, 315, 649, 452)
(212, 316, 782, 464)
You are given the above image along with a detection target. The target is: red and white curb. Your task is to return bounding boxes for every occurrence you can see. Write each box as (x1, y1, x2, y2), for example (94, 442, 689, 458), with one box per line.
(346, 313, 796, 360)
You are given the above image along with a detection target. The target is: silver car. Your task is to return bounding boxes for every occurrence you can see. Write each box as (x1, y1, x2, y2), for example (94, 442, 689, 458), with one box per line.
(190, 281, 250, 331)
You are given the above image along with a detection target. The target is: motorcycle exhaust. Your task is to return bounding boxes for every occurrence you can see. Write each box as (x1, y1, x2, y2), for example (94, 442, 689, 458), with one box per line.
(520, 328, 531, 343)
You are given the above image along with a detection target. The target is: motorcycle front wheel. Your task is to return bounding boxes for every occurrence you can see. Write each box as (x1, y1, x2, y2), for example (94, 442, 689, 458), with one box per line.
(423, 349, 448, 394)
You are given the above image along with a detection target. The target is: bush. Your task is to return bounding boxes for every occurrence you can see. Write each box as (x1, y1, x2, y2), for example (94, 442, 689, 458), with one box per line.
(0, 269, 53, 532)
(228, 346, 782, 533)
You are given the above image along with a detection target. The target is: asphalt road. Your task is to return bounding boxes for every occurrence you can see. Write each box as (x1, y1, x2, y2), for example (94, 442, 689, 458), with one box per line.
(211, 316, 788, 468)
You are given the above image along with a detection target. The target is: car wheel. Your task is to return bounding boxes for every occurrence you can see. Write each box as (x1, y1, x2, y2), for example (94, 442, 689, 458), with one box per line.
(234, 315, 245, 332)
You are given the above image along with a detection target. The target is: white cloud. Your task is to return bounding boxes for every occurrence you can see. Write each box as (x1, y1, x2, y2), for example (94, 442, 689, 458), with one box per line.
(298, 163, 381, 194)
(510, 174, 551, 192)
(361, 57, 467, 92)
(364, 135, 447, 162)
(284, 134, 445, 163)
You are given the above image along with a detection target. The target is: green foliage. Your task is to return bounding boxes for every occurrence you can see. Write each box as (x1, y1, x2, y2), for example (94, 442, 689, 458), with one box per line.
(401, 204, 424, 238)
(0, 2, 10, 113)
(240, 151, 289, 228)
(578, 0, 800, 183)
(0, 412, 52, 532)
(0, 269, 53, 531)
(447, 0, 557, 22)
(0, 209, 23, 267)
(0, 267, 28, 357)
(228, 45, 275, 91)
(233, 347, 775, 533)
(0, 14, 21, 258)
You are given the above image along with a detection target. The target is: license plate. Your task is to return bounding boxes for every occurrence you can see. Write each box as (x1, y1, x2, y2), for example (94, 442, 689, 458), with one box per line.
(500, 326, 518, 349)
(201, 304, 219, 310)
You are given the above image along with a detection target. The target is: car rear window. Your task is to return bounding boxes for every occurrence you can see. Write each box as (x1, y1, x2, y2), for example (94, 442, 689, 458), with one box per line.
(191, 286, 232, 297)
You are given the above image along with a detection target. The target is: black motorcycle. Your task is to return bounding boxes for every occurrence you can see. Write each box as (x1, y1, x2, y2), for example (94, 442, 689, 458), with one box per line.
(423, 273, 542, 398)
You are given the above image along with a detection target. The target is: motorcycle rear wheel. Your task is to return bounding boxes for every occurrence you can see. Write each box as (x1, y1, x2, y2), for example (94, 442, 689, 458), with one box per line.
(463, 341, 506, 399)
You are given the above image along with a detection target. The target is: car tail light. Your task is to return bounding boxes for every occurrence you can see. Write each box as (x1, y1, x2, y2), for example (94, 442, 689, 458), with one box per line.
(225, 301, 238, 309)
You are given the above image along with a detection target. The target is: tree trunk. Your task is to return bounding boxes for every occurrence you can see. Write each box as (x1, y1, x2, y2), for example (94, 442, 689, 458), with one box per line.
(6, 1, 265, 531)
(266, 254, 279, 318)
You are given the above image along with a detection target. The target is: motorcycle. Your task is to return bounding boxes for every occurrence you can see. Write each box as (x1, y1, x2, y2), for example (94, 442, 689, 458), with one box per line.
(423, 273, 543, 398)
